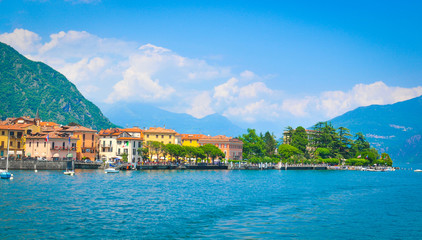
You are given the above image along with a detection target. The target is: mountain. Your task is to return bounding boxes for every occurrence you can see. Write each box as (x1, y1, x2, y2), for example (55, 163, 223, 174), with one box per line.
(0, 42, 115, 130)
(100, 102, 245, 137)
(329, 96, 422, 165)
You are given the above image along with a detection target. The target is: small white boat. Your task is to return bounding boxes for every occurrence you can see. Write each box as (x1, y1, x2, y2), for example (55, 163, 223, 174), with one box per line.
(64, 158, 75, 176)
(64, 170, 75, 176)
(414, 169, 422, 172)
(105, 168, 119, 173)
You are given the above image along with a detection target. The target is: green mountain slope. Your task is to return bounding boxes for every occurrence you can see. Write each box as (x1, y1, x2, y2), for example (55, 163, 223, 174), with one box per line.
(0, 42, 115, 130)
(329, 96, 422, 165)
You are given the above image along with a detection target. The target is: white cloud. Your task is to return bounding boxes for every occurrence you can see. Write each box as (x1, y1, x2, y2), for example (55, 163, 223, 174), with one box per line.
(317, 81, 422, 118)
(0, 28, 41, 53)
(186, 92, 215, 118)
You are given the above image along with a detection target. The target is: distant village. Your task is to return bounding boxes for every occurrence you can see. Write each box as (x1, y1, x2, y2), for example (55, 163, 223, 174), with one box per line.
(0, 112, 243, 165)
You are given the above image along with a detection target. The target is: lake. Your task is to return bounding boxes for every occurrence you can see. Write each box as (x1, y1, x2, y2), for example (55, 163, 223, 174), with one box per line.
(1, 169, 422, 239)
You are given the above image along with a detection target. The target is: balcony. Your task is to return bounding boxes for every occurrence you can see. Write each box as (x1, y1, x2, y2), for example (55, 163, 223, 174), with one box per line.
(51, 146, 76, 151)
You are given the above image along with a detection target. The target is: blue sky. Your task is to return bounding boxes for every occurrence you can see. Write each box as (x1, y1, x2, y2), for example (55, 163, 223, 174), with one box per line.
(1, 0, 422, 132)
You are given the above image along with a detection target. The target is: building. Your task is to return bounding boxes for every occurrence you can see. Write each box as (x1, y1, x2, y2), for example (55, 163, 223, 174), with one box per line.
(144, 127, 178, 145)
(26, 132, 77, 161)
(283, 129, 318, 153)
(198, 135, 243, 161)
(181, 134, 208, 147)
(98, 128, 142, 164)
(0, 125, 25, 159)
(59, 125, 98, 161)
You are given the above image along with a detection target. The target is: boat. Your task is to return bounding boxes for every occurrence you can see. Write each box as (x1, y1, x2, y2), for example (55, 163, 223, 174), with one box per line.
(104, 167, 119, 173)
(104, 163, 119, 173)
(1, 131, 13, 179)
(414, 169, 422, 172)
(64, 153, 75, 176)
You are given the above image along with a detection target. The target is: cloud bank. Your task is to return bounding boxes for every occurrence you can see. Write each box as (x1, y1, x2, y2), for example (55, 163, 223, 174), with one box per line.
(1, 28, 421, 130)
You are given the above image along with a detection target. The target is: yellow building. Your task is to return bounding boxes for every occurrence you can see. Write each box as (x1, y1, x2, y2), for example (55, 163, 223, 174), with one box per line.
(0, 125, 25, 159)
(180, 134, 207, 147)
(144, 127, 178, 145)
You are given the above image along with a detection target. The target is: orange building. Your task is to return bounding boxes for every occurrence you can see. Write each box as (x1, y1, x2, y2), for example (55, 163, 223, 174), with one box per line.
(59, 125, 98, 161)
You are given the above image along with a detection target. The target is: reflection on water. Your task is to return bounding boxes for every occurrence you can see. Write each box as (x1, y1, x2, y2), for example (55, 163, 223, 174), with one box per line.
(1, 170, 422, 239)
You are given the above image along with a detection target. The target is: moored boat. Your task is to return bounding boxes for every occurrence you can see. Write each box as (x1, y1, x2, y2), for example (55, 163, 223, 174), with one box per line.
(105, 167, 119, 173)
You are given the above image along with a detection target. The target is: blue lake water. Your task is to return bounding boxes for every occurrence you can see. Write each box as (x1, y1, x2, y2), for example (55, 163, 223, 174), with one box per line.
(1, 169, 422, 239)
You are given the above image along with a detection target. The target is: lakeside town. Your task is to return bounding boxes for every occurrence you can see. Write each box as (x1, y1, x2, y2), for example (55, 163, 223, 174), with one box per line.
(0, 112, 396, 172)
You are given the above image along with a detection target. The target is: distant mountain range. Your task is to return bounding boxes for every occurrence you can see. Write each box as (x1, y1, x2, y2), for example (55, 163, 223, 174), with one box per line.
(100, 102, 245, 137)
(0, 42, 116, 130)
(329, 96, 422, 165)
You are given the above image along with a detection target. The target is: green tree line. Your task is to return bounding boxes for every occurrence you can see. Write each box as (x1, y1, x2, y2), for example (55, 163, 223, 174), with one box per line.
(238, 122, 392, 166)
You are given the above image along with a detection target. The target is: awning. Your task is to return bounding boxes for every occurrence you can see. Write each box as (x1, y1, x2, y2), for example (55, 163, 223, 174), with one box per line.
(53, 153, 60, 158)
(16, 151, 23, 155)
(66, 153, 73, 158)
(27, 153, 31, 156)
(8, 151, 15, 155)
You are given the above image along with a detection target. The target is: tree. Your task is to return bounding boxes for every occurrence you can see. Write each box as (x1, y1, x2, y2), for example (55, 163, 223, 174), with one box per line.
(283, 126, 294, 145)
(238, 128, 265, 160)
(377, 153, 393, 166)
(192, 147, 206, 163)
(354, 132, 370, 152)
(262, 131, 277, 156)
(137, 147, 149, 161)
(291, 126, 308, 154)
(337, 127, 353, 158)
(278, 144, 301, 161)
(200, 144, 224, 164)
(315, 147, 330, 159)
(121, 152, 128, 163)
(166, 144, 185, 163)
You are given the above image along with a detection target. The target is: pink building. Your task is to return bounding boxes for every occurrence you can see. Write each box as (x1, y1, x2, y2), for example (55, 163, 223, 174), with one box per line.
(26, 132, 78, 161)
(198, 135, 243, 160)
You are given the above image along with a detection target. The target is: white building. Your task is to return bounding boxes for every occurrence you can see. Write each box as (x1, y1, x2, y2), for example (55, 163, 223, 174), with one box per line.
(98, 128, 143, 164)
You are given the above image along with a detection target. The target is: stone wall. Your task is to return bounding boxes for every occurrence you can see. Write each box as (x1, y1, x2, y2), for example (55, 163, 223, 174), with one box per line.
(0, 159, 70, 170)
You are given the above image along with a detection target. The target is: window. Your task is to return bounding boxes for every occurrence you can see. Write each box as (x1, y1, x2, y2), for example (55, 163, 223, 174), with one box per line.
(63, 142, 65, 147)
(156, 135, 158, 138)
(44, 142, 46, 147)
(118, 148, 121, 154)
(109, 141, 112, 146)
(138, 142, 141, 148)
(162, 135, 164, 139)
(169, 135, 172, 139)
(29, 142, 31, 147)
(147, 134, 149, 138)
(103, 140, 105, 146)
(117, 141, 122, 144)
(10, 131, 14, 136)
(92, 135, 94, 141)
(83, 134, 86, 140)
(168, 141, 171, 144)
(27, 130, 31, 135)
(133, 149, 136, 155)
(1, 141, 4, 147)
(161, 141, 164, 143)
(190, 140, 192, 143)
(52, 142, 55, 148)
(36, 142, 39, 147)
(124, 149, 128, 154)
(18, 142, 20, 148)
(1, 131, 4, 135)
